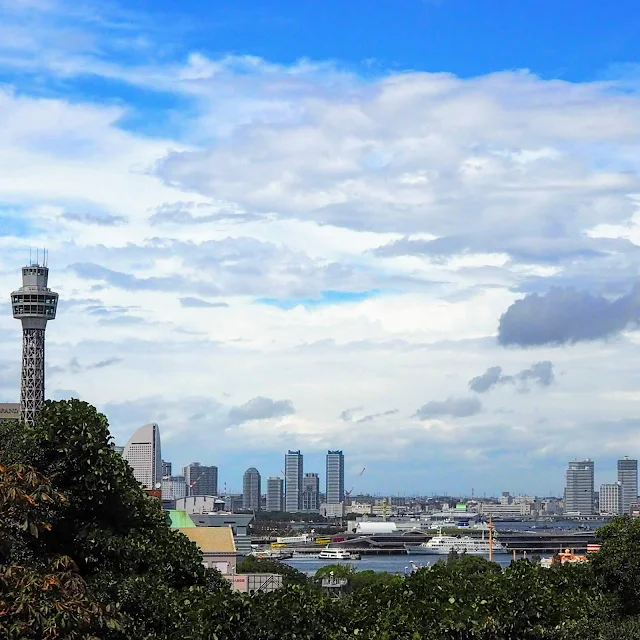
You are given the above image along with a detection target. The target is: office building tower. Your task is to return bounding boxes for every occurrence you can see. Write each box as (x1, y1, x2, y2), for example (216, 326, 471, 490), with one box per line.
(123, 423, 162, 489)
(113, 444, 125, 456)
(326, 450, 345, 504)
(599, 483, 621, 515)
(183, 462, 218, 496)
(162, 475, 187, 501)
(285, 450, 303, 512)
(618, 457, 638, 516)
(302, 473, 320, 511)
(243, 467, 262, 511)
(11, 258, 58, 425)
(565, 459, 594, 515)
(266, 477, 284, 511)
(162, 460, 172, 478)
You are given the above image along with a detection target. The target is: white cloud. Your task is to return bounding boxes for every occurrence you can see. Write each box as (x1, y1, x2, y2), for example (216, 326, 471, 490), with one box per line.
(1, 10, 640, 493)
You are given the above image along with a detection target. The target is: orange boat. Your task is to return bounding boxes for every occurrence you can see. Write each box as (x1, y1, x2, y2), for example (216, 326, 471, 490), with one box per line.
(540, 548, 588, 568)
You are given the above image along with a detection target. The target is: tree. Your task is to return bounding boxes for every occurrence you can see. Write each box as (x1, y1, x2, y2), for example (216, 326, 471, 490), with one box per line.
(0, 400, 245, 639)
(0, 462, 122, 639)
(236, 555, 308, 586)
(591, 515, 640, 615)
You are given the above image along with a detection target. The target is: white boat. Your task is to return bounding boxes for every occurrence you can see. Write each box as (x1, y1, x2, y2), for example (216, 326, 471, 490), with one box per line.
(406, 531, 507, 556)
(318, 548, 353, 560)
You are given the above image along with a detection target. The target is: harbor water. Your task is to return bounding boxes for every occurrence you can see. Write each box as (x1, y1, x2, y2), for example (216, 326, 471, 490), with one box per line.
(284, 553, 539, 576)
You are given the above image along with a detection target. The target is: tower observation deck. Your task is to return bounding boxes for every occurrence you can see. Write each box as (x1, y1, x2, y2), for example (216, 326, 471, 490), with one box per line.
(11, 260, 58, 425)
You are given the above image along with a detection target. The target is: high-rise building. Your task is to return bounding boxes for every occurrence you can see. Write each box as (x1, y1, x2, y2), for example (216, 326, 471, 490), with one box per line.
(113, 444, 125, 456)
(162, 475, 187, 501)
(565, 459, 594, 515)
(11, 259, 58, 425)
(285, 450, 303, 512)
(618, 457, 638, 516)
(326, 450, 345, 504)
(183, 462, 218, 496)
(243, 467, 262, 511)
(599, 483, 621, 515)
(266, 477, 284, 511)
(123, 423, 162, 489)
(162, 460, 172, 478)
(302, 473, 320, 511)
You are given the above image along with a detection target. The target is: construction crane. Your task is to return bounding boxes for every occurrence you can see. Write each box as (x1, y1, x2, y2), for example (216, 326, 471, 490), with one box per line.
(344, 467, 366, 502)
(188, 471, 206, 495)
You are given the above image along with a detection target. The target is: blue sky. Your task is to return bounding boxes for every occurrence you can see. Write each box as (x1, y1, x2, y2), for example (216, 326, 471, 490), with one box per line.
(1, 0, 640, 497)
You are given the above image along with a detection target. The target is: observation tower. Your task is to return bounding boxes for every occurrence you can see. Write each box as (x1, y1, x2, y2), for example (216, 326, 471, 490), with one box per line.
(10, 256, 58, 425)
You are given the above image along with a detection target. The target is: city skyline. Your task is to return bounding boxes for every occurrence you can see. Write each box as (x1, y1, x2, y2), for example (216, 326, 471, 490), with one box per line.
(1, 1, 640, 494)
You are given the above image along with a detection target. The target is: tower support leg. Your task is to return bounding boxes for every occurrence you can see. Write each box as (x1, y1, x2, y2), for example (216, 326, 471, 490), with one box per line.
(20, 328, 46, 426)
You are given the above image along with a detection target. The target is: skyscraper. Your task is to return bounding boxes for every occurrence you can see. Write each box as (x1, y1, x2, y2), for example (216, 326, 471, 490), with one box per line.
(565, 459, 594, 515)
(599, 483, 621, 515)
(326, 450, 345, 504)
(11, 259, 58, 425)
(123, 423, 162, 489)
(285, 450, 303, 512)
(266, 477, 284, 511)
(183, 462, 218, 496)
(162, 460, 172, 478)
(618, 457, 638, 516)
(302, 472, 320, 511)
(243, 467, 262, 511)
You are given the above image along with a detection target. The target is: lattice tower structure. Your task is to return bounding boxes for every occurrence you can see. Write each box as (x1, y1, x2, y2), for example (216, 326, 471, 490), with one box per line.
(11, 262, 58, 425)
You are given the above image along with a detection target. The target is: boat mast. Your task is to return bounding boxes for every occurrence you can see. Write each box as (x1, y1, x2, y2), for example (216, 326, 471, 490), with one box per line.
(488, 515, 494, 562)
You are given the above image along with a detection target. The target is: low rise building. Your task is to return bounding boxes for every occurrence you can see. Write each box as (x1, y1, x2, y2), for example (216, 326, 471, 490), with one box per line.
(478, 502, 531, 518)
(0, 402, 19, 423)
(176, 526, 238, 574)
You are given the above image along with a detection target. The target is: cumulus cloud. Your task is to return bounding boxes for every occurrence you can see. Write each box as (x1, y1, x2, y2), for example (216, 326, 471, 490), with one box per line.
(498, 286, 640, 346)
(469, 362, 554, 392)
(468, 366, 503, 393)
(414, 397, 482, 419)
(339, 407, 399, 423)
(228, 396, 295, 425)
(150, 202, 261, 225)
(179, 297, 229, 309)
(61, 211, 127, 226)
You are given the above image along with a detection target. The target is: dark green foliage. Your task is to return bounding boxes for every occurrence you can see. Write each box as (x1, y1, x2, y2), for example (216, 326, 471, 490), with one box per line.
(591, 515, 640, 615)
(4, 399, 640, 639)
(314, 563, 400, 594)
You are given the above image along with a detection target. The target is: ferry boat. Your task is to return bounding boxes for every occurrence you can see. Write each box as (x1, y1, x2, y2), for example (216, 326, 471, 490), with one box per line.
(406, 532, 507, 556)
(318, 548, 354, 560)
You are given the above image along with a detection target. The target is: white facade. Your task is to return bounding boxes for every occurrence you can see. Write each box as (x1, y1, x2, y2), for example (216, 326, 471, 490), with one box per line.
(162, 475, 187, 501)
(618, 458, 638, 516)
(599, 483, 621, 515)
(123, 423, 162, 489)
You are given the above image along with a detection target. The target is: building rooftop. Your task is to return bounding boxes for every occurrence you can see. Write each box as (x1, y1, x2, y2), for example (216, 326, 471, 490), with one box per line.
(177, 526, 236, 554)
(167, 509, 196, 528)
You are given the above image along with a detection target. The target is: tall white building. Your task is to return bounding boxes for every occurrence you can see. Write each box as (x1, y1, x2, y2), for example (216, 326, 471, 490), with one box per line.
(564, 459, 594, 515)
(618, 457, 638, 516)
(285, 450, 303, 512)
(599, 483, 621, 515)
(326, 450, 344, 504)
(123, 423, 162, 489)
